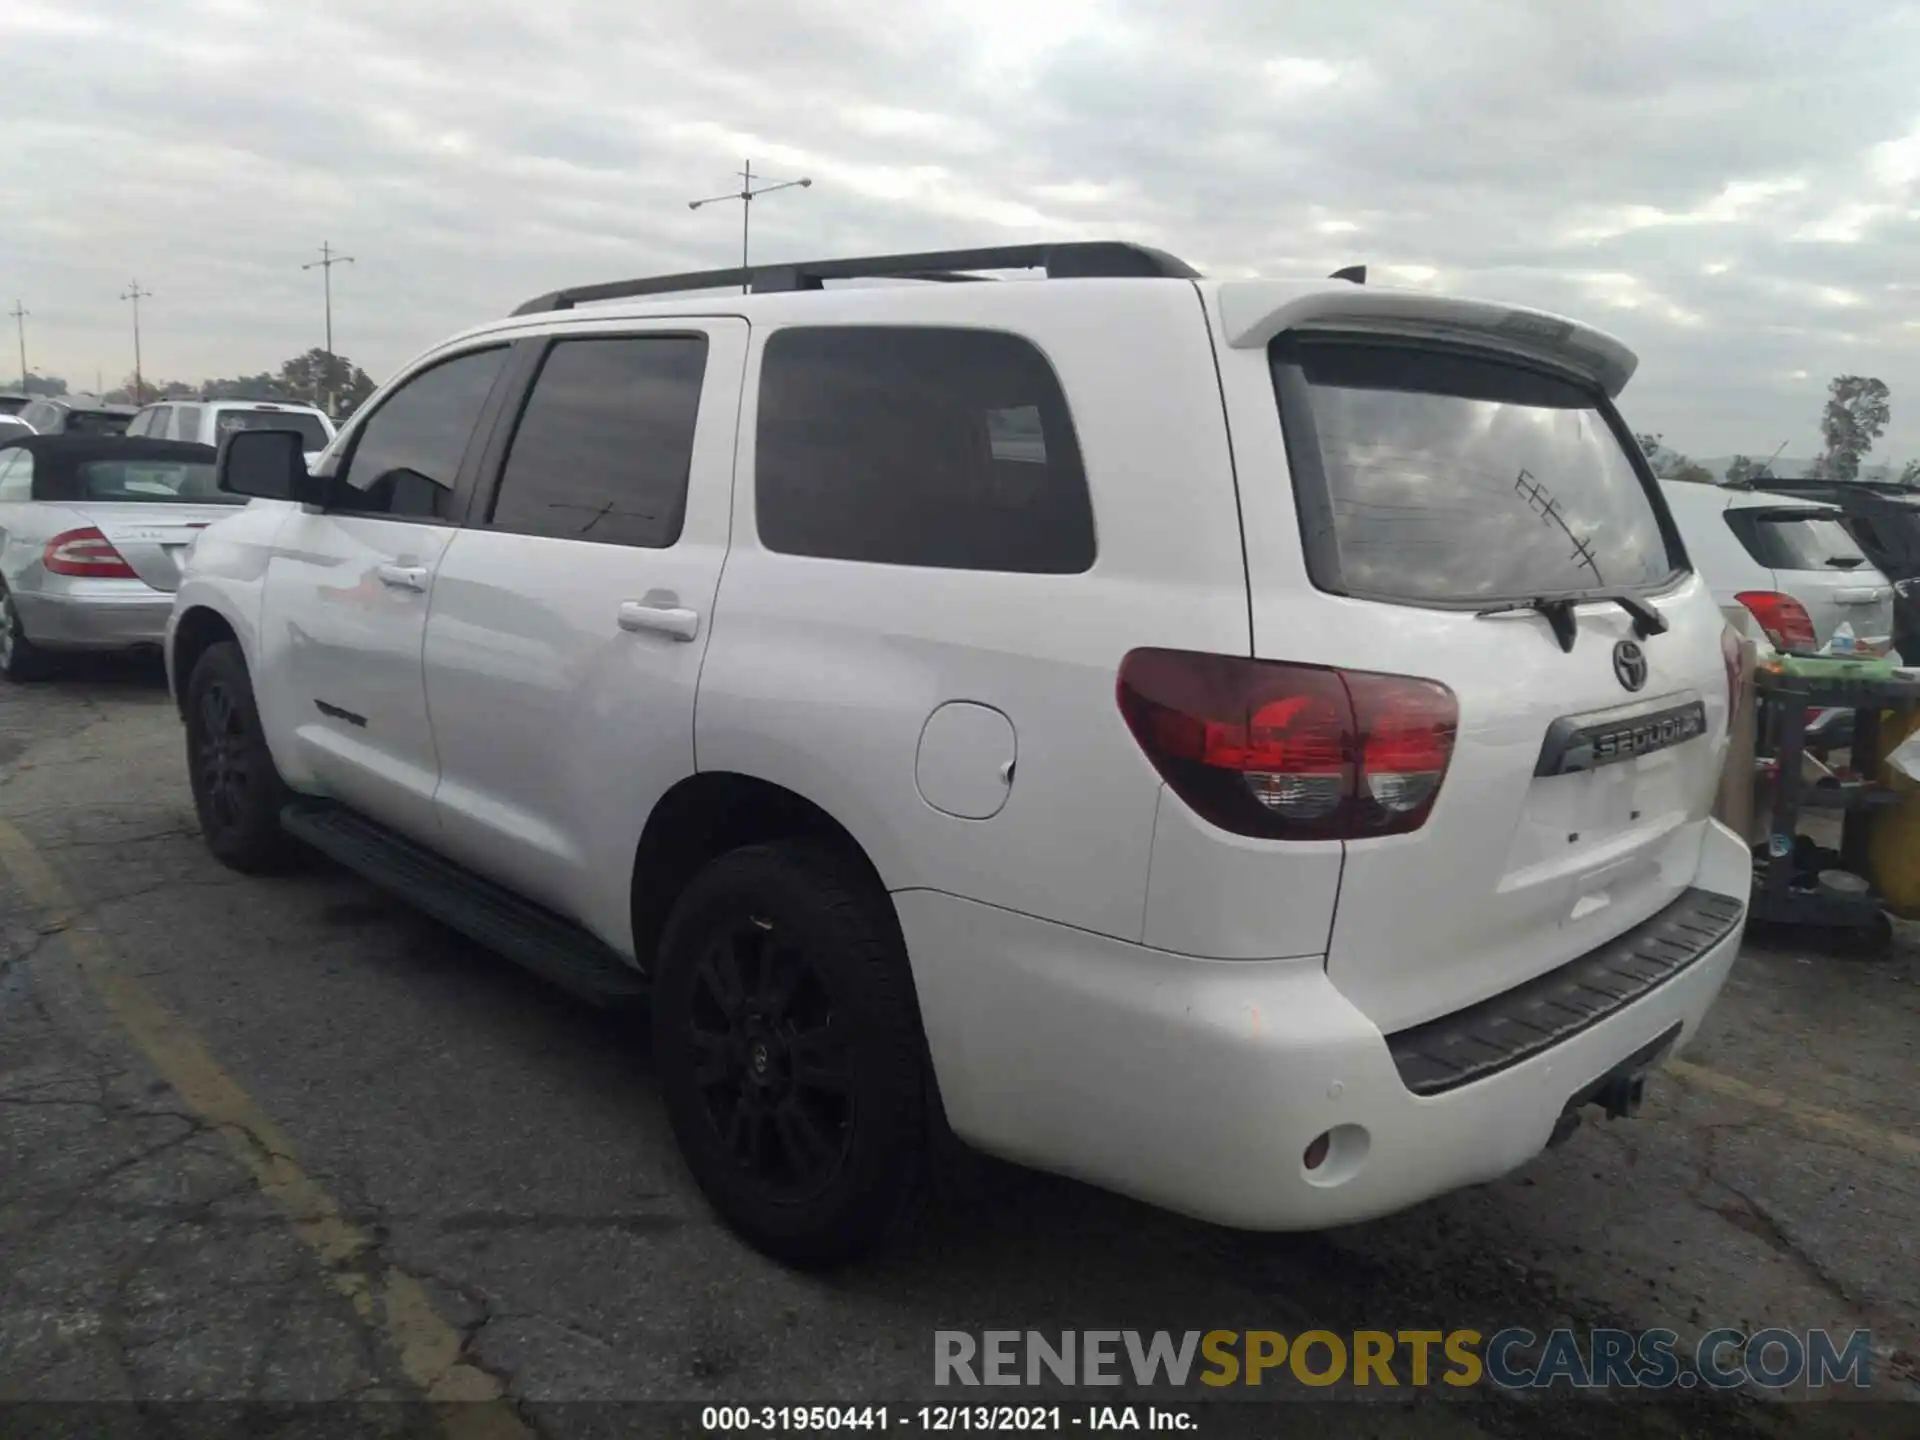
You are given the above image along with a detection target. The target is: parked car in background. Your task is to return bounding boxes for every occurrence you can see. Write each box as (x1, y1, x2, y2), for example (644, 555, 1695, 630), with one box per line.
(0, 393, 31, 417)
(13, 394, 137, 437)
(1658, 480, 1897, 656)
(1728, 477, 1920, 660)
(0, 436, 227, 680)
(0, 416, 32, 444)
(129, 398, 335, 467)
(170, 242, 1748, 1266)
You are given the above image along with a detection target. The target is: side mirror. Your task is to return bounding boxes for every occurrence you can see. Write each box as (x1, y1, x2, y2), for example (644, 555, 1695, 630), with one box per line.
(217, 429, 320, 503)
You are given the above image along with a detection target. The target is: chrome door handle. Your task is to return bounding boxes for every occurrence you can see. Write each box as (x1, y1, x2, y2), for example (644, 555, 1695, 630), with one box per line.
(375, 564, 430, 592)
(617, 601, 701, 642)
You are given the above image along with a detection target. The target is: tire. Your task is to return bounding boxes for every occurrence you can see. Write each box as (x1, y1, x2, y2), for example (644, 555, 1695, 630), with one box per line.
(0, 585, 53, 682)
(653, 840, 927, 1267)
(184, 641, 297, 873)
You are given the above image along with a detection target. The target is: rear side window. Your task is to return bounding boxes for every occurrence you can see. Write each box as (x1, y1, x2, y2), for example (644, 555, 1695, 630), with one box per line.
(217, 407, 330, 450)
(489, 334, 708, 548)
(1740, 514, 1867, 571)
(80, 458, 237, 504)
(1272, 338, 1680, 605)
(65, 409, 130, 436)
(756, 326, 1095, 573)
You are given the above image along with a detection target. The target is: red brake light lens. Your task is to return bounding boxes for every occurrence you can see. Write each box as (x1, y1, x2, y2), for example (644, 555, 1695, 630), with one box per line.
(1734, 590, 1817, 653)
(1116, 649, 1458, 840)
(43, 527, 138, 579)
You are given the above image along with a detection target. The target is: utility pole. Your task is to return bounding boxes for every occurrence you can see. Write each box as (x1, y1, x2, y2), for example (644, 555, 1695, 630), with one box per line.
(689, 161, 813, 294)
(7, 301, 25, 392)
(120, 280, 152, 403)
(303, 242, 355, 417)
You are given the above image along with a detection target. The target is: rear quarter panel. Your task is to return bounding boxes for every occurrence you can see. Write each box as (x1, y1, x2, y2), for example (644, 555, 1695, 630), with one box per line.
(696, 281, 1255, 941)
(0, 501, 83, 596)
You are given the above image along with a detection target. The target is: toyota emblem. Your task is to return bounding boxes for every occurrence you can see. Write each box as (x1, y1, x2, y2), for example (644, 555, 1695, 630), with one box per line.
(1613, 639, 1649, 692)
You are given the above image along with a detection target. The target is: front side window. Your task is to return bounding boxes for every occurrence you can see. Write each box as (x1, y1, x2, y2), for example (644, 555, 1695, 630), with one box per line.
(1272, 338, 1681, 605)
(755, 326, 1095, 573)
(336, 348, 507, 519)
(488, 334, 708, 548)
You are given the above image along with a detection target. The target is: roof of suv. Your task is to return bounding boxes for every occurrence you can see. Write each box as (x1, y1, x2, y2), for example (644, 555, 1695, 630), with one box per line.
(1658, 480, 1841, 515)
(440, 241, 1639, 399)
(46, 395, 137, 414)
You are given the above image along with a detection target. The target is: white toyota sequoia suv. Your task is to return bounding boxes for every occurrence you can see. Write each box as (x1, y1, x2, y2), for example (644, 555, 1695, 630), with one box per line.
(168, 243, 1749, 1265)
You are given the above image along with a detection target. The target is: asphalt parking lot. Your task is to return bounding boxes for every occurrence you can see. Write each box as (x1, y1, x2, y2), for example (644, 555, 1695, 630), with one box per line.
(2, 658, 1917, 1439)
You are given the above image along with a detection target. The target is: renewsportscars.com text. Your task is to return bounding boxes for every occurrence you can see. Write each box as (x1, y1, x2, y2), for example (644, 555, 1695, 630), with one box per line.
(933, 1328, 1875, 1391)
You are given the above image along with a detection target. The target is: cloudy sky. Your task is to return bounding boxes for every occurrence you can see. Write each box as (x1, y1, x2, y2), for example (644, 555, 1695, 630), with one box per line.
(5, 0, 1920, 462)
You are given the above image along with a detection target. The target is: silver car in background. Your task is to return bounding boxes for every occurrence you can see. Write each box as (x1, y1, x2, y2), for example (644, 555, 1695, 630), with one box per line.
(0, 435, 232, 680)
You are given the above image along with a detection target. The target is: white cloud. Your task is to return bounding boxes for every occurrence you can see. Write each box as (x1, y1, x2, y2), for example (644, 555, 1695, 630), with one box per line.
(5, 0, 1920, 460)
(1265, 57, 1341, 90)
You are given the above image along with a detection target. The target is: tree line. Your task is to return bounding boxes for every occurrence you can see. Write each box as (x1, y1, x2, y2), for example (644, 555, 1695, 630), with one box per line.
(1646, 374, 1917, 486)
(16, 348, 377, 419)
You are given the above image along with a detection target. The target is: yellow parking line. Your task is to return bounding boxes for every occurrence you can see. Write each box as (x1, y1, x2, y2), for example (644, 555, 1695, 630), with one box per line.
(0, 818, 531, 1439)
(1667, 1058, 1920, 1163)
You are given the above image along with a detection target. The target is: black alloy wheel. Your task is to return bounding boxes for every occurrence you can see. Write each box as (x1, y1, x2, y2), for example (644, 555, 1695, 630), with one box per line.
(654, 840, 928, 1266)
(184, 641, 294, 872)
(687, 914, 855, 1202)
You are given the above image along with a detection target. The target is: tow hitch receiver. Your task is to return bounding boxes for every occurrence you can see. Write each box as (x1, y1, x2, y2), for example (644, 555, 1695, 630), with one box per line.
(1545, 1024, 1680, 1149)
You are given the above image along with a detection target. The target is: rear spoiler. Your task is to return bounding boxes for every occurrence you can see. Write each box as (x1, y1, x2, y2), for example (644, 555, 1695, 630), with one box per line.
(1214, 284, 1639, 397)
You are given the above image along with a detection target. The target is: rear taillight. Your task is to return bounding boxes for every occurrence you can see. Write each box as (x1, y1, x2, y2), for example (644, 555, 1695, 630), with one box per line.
(43, 527, 137, 579)
(1734, 590, 1817, 653)
(1720, 625, 1743, 735)
(1116, 649, 1459, 840)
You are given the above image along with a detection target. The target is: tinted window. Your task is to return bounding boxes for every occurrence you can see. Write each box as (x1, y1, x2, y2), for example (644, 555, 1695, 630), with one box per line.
(0, 397, 27, 416)
(1747, 515, 1867, 571)
(756, 326, 1095, 573)
(64, 409, 131, 436)
(80, 458, 238, 504)
(1273, 339, 1679, 605)
(218, 407, 329, 449)
(489, 335, 707, 547)
(338, 347, 506, 518)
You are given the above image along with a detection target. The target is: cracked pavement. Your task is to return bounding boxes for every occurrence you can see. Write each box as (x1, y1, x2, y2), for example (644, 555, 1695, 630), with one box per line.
(1, 656, 1917, 1438)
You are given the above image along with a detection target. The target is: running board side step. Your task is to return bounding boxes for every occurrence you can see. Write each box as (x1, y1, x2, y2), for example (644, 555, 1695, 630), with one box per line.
(280, 800, 648, 1008)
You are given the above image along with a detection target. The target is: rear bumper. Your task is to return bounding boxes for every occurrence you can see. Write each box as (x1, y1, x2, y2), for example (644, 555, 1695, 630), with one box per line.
(901, 818, 1749, 1231)
(11, 583, 173, 651)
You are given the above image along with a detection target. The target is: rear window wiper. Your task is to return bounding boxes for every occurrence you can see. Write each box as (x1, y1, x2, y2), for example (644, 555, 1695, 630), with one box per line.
(1476, 594, 1668, 653)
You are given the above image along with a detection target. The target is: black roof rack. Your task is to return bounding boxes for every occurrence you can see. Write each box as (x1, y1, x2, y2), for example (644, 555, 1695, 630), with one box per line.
(511, 241, 1201, 316)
